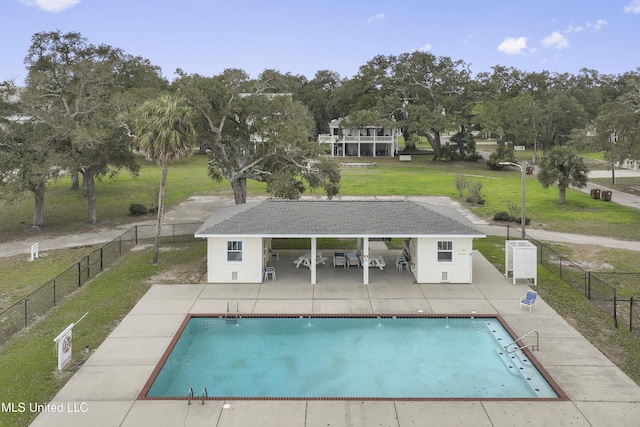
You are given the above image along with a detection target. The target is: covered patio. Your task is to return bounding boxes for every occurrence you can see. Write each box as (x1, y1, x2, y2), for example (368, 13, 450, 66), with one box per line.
(195, 199, 485, 285)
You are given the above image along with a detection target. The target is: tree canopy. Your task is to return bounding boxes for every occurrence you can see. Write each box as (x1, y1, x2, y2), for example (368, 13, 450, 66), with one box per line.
(537, 146, 588, 204)
(174, 69, 340, 204)
(21, 30, 167, 224)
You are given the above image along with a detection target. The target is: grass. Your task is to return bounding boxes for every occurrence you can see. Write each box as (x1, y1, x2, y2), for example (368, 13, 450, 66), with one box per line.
(0, 155, 266, 240)
(2, 154, 639, 242)
(0, 246, 98, 309)
(340, 157, 640, 241)
(0, 242, 206, 427)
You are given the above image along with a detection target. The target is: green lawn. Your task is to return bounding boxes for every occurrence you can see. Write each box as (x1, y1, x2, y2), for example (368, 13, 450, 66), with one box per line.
(2, 154, 639, 242)
(0, 243, 206, 427)
(0, 246, 98, 309)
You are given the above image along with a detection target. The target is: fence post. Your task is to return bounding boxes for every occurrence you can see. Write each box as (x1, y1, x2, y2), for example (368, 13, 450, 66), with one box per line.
(559, 255, 563, 279)
(77, 261, 82, 287)
(24, 298, 28, 327)
(100, 247, 104, 272)
(587, 271, 591, 300)
(135, 225, 138, 246)
(631, 296, 634, 332)
(119, 235, 122, 256)
(613, 288, 618, 328)
(53, 279, 56, 306)
(172, 224, 176, 243)
(507, 225, 510, 240)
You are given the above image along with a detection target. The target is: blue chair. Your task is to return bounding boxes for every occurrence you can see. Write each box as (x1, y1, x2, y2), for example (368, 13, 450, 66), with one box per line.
(519, 291, 537, 312)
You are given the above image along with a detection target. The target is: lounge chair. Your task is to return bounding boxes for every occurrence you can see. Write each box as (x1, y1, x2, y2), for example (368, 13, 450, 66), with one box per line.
(333, 252, 346, 268)
(519, 291, 537, 312)
(346, 253, 359, 268)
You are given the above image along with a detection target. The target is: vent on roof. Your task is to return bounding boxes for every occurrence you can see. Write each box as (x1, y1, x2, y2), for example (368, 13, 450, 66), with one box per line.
(441, 271, 449, 282)
(231, 271, 238, 281)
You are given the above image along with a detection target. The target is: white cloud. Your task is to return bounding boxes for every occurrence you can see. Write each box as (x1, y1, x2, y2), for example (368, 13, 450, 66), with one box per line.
(624, 0, 640, 13)
(416, 43, 432, 52)
(497, 37, 529, 55)
(565, 19, 607, 34)
(21, 0, 79, 12)
(565, 24, 584, 34)
(367, 13, 385, 23)
(541, 31, 569, 50)
(589, 19, 608, 31)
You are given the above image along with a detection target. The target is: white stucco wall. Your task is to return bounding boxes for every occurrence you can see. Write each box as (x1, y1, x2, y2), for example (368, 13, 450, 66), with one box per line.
(206, 237, 264, 283)
(411, 237, 474, 284)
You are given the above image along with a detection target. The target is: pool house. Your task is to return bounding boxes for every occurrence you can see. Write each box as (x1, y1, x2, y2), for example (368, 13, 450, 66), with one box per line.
(195, 199, 485, 285)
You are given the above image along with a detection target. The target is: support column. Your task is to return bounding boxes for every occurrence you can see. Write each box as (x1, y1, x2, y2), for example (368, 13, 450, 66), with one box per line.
(311, 237, 317, 285)
(363, 238, 369, 285)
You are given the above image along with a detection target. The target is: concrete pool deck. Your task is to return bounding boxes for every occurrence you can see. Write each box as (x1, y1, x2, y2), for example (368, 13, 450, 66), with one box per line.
(31, 251, 640, 426)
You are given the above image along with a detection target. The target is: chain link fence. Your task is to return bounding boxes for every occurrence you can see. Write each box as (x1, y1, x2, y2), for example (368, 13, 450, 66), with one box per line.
(506, 225, 638, 334)
(0, 223, 202, 345)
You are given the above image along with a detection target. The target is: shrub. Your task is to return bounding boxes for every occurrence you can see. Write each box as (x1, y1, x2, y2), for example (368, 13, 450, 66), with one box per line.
(493, 211, 513, 222)
(467, 180, 484, 204)
(454, 174, 468, 198)
(466, 196, 485, 205)
(493, 211, 531, 225)
(129, 203, 148, 216)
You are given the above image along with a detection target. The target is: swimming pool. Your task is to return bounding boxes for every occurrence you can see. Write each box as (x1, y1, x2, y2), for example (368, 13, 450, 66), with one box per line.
(140, 314, 565, 401)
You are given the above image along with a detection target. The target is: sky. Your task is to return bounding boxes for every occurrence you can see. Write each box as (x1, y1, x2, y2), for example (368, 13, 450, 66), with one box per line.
(1, 0, 640, 84)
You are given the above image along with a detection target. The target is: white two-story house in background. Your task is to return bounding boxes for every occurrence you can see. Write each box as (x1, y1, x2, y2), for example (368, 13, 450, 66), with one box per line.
(319, 118, 400, 158)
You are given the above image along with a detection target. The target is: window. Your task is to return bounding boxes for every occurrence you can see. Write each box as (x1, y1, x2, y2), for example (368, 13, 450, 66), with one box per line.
(437, 241, 453, 262)
(227, 241, 243, 262)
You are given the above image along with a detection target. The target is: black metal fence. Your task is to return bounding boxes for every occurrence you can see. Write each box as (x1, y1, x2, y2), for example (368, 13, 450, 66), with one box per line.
(506, 225, 640, 335)
(0, 223, 202, 345)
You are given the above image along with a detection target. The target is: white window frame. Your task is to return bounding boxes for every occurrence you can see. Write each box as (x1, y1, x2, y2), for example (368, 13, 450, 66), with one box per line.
(227, 241, 243, 262)
(437, 241, 453, 263)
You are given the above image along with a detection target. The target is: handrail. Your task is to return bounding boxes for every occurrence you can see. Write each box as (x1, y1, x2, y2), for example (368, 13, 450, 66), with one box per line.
(504, 330, 539, 353)
(187, 387, 194, 405)
(226, 301, 238, 323)
(201, 387, 208, 405)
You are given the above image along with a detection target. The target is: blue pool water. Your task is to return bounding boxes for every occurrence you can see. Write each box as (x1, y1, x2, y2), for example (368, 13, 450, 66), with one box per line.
(145, 316, 559, 399)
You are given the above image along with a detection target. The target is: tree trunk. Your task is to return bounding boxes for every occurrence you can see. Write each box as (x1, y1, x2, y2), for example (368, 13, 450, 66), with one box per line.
(426, 131, 443, 159)
(152, 161, 168, 265)
(81, 173, 88, 198)
(231, 177, 247, 204)
(70, 170, 79, 191)
(558, 185, 567, 204)
(32, 182, 45, 227)
(84, 169, 98, 224)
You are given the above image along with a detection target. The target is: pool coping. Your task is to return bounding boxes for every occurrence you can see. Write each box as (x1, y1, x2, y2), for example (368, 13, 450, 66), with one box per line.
(138, 313, 568, 402)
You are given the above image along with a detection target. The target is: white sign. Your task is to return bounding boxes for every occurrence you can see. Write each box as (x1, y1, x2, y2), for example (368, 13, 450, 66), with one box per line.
(54, 324, 74, 370)
(30, 243, 39, 262)
(53, 313, 88, 370)
(514, 145, 525, 151)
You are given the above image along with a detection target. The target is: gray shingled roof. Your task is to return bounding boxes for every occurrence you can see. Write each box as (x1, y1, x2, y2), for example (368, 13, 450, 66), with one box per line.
(195, 200, 485, 238)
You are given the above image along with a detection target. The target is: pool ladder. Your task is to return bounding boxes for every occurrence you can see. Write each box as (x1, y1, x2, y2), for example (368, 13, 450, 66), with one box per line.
(226, 301, 238, 323)
(187, 387, 208, 405)
(504, 330, 539, 353)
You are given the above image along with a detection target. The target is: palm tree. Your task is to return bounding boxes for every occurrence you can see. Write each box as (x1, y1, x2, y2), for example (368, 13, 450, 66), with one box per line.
(134, 95, 196, 264)
(537, 146, 588, 204)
